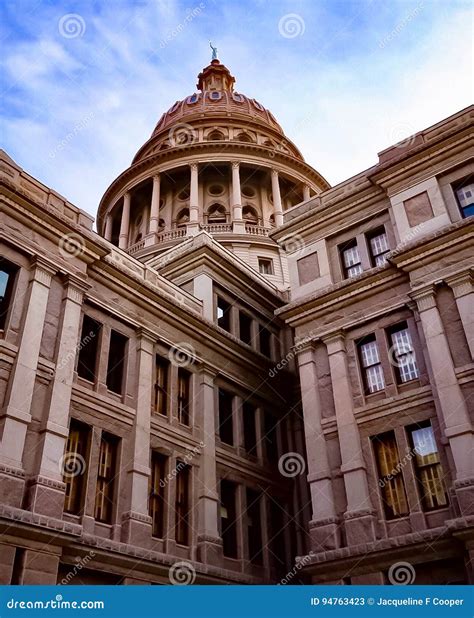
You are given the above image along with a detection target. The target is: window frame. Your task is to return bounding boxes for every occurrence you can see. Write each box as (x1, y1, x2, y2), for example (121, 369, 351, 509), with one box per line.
(149, 451, 167, 538)
(357, 335, 385, 395)
(177, 368, 191, 426)
(366, 226, 390, 267)
(216, 295, 232, 332)
(372, 430, 409, 520)
(258, 257, 274, 275)
(76, 314, 102, 383)
(175, 462, 191, 545)
(339, 239, 363, 279)
(453, 178, 474, 219)
(387, 322, 419, 384)
(218, 388, 234, 446)
(0, 258, 19, 333)
(94, 432, 119, 524)
(154, 355, 169, 416)
(106, 329, 128, 395)
(63, 419, 90, 515)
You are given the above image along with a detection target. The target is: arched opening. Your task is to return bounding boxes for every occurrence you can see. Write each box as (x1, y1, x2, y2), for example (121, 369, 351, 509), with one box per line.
(158, 218, 165, 232)
(236, 132, 254, 143)
(242, 205, 259, 225)
(208, 130, 225, 141)
(207, 203, 227, 224)
(134, 232, 143, 244)
(176, 208, 190, 228)
(269, 214, 275, 228)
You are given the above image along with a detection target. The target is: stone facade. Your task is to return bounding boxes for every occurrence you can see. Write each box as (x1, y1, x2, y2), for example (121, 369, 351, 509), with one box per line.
(0, 56, 472, 585)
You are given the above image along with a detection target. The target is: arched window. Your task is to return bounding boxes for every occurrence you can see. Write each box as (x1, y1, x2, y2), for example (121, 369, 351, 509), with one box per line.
(208, 130, 225, 141)
(236, 132, 254, 143)
(207, 203, 227, 223)
(242, 205, 259, 224)
(158, 218, 165, 232)
(176, 208, 190, 227)
(269, 214, 275, 228)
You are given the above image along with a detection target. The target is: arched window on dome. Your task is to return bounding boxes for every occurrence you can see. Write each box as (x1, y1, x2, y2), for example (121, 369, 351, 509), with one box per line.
(208, 91, 222, 101)
(263, 139, 275, 148)
(208, 129, 225, 141)
(236, 132, 254, 143)
(186, 94, 199, 104)
(232, 93, 244, 103)
(176, 208, 190, 228)
(242, 205, 259, 225)
(158, 218, 165, 232)
(159, 142, 170, 151)
(252, 99, 265, 111)
(206, 203, 227, 224)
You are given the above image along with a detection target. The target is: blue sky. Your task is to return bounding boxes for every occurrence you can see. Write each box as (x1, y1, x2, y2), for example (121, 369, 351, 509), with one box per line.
(1, 0, 472, 218)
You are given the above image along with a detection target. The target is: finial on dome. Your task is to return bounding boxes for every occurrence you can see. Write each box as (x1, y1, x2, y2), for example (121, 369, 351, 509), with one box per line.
(209, 41, 218, 61)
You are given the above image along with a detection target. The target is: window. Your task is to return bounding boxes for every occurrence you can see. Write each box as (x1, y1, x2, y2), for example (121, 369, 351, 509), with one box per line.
(258, 258, 274, 275)
(106, 330, 128, 394)
(77, 315, 102, 382)
(243, 402, 257, 456)
(259, 326, 272, 357)
(246, 488, 263, 564)
(358, 336, 385, 394)
(372, 431, 409, 520)
(177, 368, 191, 425)
(340, 240, 362, 278)
(149, 452, 167, 538)
(94, 432, 118, 523)
(264, 411, 278, 463)
(0, 258, 18, 331)
(367, 228, 390, 267)
(389, 323, 419, 383)
(154, 356, 169, 416)
(207, 203, 227, 223)
(454, 180, 474, 218)
(220, 480, 238, 558)
(216, 296, 231, 332)
(175, 463, 190, 545)
(63, 420, 90, 515)
(218, 388, 234, 445)
(408, 423, 448, 511)
(239, 311, 252, 345)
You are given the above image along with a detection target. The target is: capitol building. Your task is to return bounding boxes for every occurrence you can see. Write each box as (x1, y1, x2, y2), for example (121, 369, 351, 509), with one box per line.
(0, 55, 473, 585)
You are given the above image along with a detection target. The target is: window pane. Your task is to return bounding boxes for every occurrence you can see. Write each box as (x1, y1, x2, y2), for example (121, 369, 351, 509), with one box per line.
(370, 232, 389, 256)
(177, 368, 190, 425)
(360, 340, 380, 367)
(0, 260, 18, 331)
(94, 433, 118, 523)
(175, 463, 190, 545)
(347, 264, 363, 278)
(63, 420, 89, 515)
(243, 402, 257, 455)
(149, 452, 167, 537)
(343, 245, 360, 267)
(366, 364, 385, 392)
(373, 432, 409, 519)
(106, 330, 128, 394)
(259, 326, 271, 357)
(409, 424, 448, 511)
(220, 480, 238, 558)
(154, 357, 169, 415)
(77, 315, 102, 382)
(218, 389, 234, 445)
(390, 326, 419, 383)
(239, 312, 252, 345)
(217, 296, 231, 331)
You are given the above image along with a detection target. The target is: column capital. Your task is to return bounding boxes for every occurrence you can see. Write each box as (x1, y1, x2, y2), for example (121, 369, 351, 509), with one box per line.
(294, 339, 317, 364)
(231, 161, 240, 170)
(31, 257, 56, 286)
(445, 271, 473, 298)
(189, 162, 199, 171)
(152, 173, 160, 182)
(271, 168, 279, 178)
(136, 327, 156, 348)
(198, 364, 218, 384)
(410, 285, 437, 312)
(322, 330, 346, 353)
(63, 274, 90, 303)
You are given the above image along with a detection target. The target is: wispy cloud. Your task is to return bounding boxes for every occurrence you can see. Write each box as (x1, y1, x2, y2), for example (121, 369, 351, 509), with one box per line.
(1, 0, 472, 220)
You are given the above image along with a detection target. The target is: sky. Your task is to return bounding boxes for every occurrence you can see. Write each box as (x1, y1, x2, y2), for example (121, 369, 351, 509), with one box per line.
(1, 0, 472, 219)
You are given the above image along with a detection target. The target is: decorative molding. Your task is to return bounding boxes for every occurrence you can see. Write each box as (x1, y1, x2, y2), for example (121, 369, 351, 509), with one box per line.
(409, 285, 437, 312)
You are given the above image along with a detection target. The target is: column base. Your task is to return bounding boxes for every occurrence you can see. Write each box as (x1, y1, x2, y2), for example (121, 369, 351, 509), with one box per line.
(26, 476, 66, 518)
(0, 464, 25, 508)
(308, 517, 341, 553)
(121, 511, 153, 547)
(343, 509, 377, 546)
(454, 478, 474, 516)
(196, 535, 223, 566)
(186, 222, 200, 236)
(232, 220, 246, 234)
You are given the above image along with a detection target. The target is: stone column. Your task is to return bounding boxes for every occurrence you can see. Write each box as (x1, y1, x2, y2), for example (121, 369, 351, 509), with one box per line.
(231, 162, 245, 234)
(303, 185, 311, 201)
(445, 272, 474, 360)
(297, 344, 340, 552)
(196, 367, 222, 565)
(121, 329, 155, 546)
(0, 258, 55, 507)
(28, 276, 88, 518)
(410, 286, 474, 514)
(149, 174, 161, 235)
(119, 192, 131, 249)
(187, 163, 200, 236)
(271, 169, 283, 227)
(104, 213, 113, 241)
(323, 331, 376, 545)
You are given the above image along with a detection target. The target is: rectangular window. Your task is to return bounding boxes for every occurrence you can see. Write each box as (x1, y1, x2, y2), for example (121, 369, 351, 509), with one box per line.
(177, 368, 191, 425)
(408, 423, 448, 511)
(454, 180, 474, 219)
(94, 432, 118, 524)
(389, 323, 419, 383)
(77, 315, 102, 382)
(154, 356, 169, 416)
(220, 480, 238, 558)
(218, 388, 234, 445)
(106, 330, 127, 394)
(175, 463, 190, 545)
(149, 452, 167, 538)
(63, 420, 90, 515)
(358, 336, 385, 394)
(217, 296, 231, 332)
(239, 311, 252, 345)
(367, 227, 390, 267)
(243, 402, 257, 456)
(258, 258, 274, 275)
(264, 411, 278, 463)
(340, 240, 363, 279)
(372, 431, 409, 520)
(0, 258, 18, 331)
(246, 488, 263, 565)
(259, 325, 272, 357)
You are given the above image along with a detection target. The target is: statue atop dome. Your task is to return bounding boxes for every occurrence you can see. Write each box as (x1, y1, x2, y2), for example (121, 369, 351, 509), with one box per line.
(209, 41, 218, 61)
